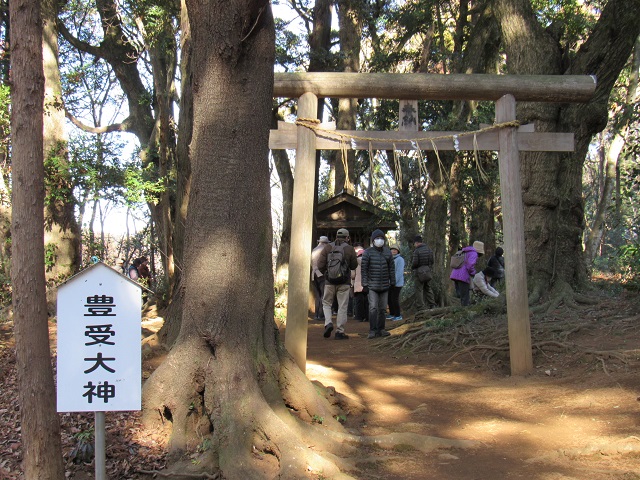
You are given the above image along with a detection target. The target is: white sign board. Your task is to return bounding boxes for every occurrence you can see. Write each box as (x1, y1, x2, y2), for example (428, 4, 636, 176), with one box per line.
(57, 263, 142, 412)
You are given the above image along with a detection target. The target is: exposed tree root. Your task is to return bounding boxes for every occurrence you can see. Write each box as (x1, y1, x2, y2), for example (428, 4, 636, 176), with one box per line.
(378, 294, 639, 373)
(529, 279, 599, 314)
(141, 334, 475, 479)
(136, 469, 221, 478)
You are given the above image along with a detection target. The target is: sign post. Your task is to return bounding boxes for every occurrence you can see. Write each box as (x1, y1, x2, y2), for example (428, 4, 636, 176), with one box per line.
(57, 262, 142, 477)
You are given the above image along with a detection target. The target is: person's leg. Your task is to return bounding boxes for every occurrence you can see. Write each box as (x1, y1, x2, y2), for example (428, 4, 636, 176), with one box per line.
(314, 276, 325, 319)
(424, 281, 436, 308)
(353, 292, 363, 320)
(388, 287, 396, 318)
(377, 290, 389, 333)
(459, 281, 471, 306)
(322, 284, 336, 335)
(335, 284, 351, 334)
(414, 276, 425, 310)
(388, 286, 399, 317)
(367, 289, 380, 336)
(453, 280, 461, 299)
(395, 286, 403, 317)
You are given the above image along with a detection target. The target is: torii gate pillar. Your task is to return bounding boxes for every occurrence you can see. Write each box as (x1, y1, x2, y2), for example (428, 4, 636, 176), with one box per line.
(284, 92, 318, 372)
(496, 94, 533, 375)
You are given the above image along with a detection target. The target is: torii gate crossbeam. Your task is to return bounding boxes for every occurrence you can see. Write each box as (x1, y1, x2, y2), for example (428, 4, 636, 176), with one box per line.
(275, 74, 596, 376)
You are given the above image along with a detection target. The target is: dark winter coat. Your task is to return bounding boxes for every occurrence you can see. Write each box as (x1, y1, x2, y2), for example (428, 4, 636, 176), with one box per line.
(487, 255, 505, 279)
(361, 230, 395, 292)
(412, 243, 434, 270)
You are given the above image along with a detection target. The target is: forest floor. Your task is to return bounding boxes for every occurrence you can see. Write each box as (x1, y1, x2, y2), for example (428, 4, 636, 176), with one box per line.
(1, 278, 640, 479)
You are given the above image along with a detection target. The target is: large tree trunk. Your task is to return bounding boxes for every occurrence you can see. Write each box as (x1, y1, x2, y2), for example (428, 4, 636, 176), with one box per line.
(142, 3, 345, 478)
(494, 0, 640, 301)
(10, 0, 65, 476)
(335, 0, 362, 193)
(42, 0, 81, 281)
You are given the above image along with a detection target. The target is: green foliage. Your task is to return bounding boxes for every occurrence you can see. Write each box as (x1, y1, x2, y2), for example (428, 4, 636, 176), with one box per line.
(311, 414, 324, 424)
(44, 243, 58, 272)
(618, 243, 640, 285)
(0, 267, 11, 309)
(44, 142, 74, 208)
(275, 20, 308, 71)
(123, 159, 166, 207)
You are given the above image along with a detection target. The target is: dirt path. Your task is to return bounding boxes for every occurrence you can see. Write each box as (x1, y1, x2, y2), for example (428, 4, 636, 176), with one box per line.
(2, 293, 639, 479)
(301, 312, 640, 480)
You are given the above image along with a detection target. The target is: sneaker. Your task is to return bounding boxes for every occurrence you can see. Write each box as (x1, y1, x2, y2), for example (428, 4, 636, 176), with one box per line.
(385, 314, 394, 319)
(335, 332, 349, 340)
(323, 323, 334, 338)
(379, 330, 391, 337)
(367, 331, 378, 339)
(392, 316, 403, 321)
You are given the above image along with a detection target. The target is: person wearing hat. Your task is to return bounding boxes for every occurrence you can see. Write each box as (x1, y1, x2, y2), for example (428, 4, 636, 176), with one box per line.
(412, 235, 436, 310)
(449, 240, 484, 306)
(387, 245, 405, 321)
(317, 228, 358, 339)
(361, 229, 395, 339)
(311, 235, 330, 321)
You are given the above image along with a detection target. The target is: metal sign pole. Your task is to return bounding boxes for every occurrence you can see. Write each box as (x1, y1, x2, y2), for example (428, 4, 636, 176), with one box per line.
(95, 411, 106, 480)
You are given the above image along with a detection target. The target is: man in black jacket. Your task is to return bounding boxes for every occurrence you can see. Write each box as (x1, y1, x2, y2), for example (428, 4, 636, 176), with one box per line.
(361, 229, 395, 339)
(412, 235, 436, 310)
(317, 228, 358, 339)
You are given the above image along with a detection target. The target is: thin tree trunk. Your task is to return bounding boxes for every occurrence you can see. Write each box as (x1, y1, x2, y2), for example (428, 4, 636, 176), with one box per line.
(42, 0, 81, 279)
(10, 0, 65, 475)
(584, 37, 639, 266)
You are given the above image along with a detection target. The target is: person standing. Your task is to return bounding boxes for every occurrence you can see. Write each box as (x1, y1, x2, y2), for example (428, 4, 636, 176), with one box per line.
(137, 256, 151, 285)
(128, 258, 142, 280)
(388, 245, 404, 321)
(411, 235, 436, 310)
(317, 228, 358, 339)
(361, 229, 395, 339)
(311, 236, 330, 321)
(487, 247, 505, 288)
(352, 243, 369, 322)
(450, 240, 484, 306)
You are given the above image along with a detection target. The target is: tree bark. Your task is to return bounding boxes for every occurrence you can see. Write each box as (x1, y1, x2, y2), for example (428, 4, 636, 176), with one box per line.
(143, 3, 345, 478)
(494, 0, 640, 296)
(10, 0, 65, 476)
(42, 0, 81, 280)
(335, 0, 362, 193)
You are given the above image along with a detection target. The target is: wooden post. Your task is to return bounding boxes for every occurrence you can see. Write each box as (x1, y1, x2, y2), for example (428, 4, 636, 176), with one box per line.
(284, 92, 318, 372)
(496, 94, 533, 375)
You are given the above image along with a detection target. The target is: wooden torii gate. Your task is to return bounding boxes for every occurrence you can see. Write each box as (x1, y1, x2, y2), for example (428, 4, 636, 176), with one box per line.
(271, 73, 596, 376)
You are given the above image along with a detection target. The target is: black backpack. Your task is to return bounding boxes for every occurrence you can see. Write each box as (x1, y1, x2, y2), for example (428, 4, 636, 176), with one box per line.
(326, 243, 350, 285)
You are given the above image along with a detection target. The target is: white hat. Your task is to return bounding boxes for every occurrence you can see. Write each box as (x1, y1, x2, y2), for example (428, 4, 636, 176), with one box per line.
(473, 241, 485, 255)
(318, 236, 329, 243)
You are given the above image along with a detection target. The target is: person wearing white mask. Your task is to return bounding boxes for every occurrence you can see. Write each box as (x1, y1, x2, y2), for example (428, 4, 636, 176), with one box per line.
(361, 229, 395, 339)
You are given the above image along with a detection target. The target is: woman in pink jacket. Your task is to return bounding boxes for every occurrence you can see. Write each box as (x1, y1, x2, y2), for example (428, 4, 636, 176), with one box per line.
(450, 241, 484, 306)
